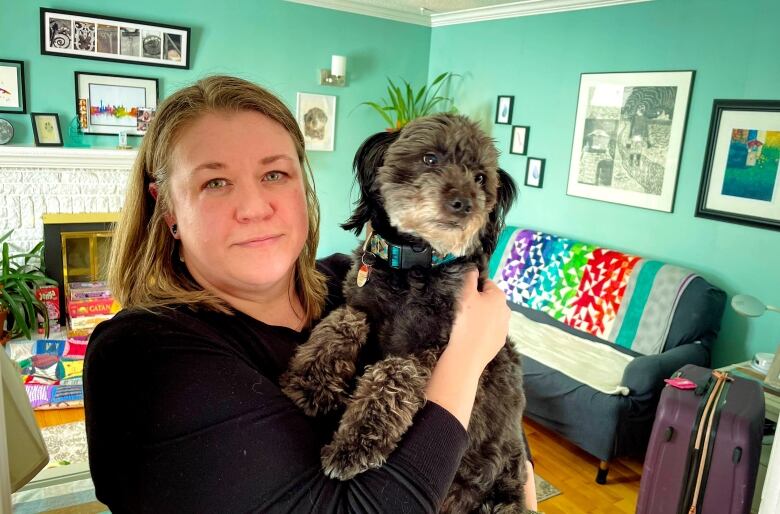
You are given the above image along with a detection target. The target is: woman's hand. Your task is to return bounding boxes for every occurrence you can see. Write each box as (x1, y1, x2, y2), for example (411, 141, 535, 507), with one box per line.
(425, 268, 511, 429)
(447, 268, 511, 372)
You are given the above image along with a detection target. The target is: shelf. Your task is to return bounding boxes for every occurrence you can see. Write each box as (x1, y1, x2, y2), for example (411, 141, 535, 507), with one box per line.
(0, 145, 137, 169)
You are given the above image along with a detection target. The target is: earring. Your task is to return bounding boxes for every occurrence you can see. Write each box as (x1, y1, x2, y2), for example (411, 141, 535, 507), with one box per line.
(170, 224, 178, 236)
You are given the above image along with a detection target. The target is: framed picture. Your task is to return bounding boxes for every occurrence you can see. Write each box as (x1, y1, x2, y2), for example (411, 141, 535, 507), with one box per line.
(525, 158, 545, 188)
(567, 70, 694, 212)
(0, 59, 26, 114)
(495, 95, 514, 125)
(30, 113, 63, 146)
(75, 71, 158, 136)
(41, 8, 190, 69)
(696, 99, 780, 231)
(296, 92, 336, 152)
(510, 125, 529, 155)
(766, 343, 780, 389)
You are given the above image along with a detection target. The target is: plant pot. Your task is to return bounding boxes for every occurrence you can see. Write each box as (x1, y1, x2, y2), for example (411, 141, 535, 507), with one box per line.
(0, 308, 10, 346)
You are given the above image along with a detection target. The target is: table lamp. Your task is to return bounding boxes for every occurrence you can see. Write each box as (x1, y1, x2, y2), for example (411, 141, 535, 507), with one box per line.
(732, 294, 780, 388)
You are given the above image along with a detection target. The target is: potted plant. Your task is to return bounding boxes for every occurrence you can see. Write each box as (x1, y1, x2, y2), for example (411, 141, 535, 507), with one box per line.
(361, 72, 458, 131)
(0, 230, 57, 343)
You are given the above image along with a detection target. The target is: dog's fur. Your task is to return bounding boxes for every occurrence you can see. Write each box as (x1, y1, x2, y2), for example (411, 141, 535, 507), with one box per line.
(281, 113, 527, 513)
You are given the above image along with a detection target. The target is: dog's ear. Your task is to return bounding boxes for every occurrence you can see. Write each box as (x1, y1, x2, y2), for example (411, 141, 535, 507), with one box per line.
(341, 130, 401, 235)
(481, 167, 517, 256)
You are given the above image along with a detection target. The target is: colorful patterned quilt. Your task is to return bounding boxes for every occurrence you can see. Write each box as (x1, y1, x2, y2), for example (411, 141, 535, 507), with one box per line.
(490, 228, 697, 355)
(5, 338, 86, 410)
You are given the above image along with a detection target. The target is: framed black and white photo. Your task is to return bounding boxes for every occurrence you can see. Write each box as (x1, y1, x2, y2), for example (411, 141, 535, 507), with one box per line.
(75, 71, 158, 136)
(0, 59, 26, 114)
(510, 125, 529, 155)
(296, 92, 336, 152)
(31, 113, 63, 146)
(525, 158, 545, 188)
(41, 8, 190, 69)
(495, 95, 514, 125)
(696, 99, 780, 231)
(567, 70, 694, 212)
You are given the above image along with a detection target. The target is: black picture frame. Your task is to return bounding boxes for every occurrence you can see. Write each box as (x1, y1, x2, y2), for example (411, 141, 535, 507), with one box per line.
(41, 8, 191, 69)
(525, 158, 545, 188)
(75, 71, 159, 136)
(696, 99, 780, 232)
(0, 59, 26, 114)
(30, 112, 63, 147)
(495, 95, 514, 125)
(510, 125, 529, 155)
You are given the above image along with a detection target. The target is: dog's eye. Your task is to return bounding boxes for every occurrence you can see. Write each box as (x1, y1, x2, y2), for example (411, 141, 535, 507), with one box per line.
(475, 174, 486, 185)
(422, 153, 439, 166)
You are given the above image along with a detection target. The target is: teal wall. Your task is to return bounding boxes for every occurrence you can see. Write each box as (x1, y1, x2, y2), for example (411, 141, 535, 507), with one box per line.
(430, 0, 780, 367)
(3, 0, 778, 366)
(0, 0, 430, 256)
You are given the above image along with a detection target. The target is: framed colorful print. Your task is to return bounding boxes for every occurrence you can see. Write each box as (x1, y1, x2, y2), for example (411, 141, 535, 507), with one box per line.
(495, 95, 514, 125)
(567, 70, 694, 212)
(296, 92, 336, 152)
(525, 158, 545, 188)
(0, 59, 26, 114)
(75, 72, 158, 136)
(696, 99, 780, 231)
(31, 113, 63, 146)
(41, 8, 190, 69)
(510, 125, 529, 155)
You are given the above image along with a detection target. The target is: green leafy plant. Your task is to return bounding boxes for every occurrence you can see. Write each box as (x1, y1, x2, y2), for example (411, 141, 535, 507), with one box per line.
(361, 72, 458, 131)
(0, 230, 57, 340)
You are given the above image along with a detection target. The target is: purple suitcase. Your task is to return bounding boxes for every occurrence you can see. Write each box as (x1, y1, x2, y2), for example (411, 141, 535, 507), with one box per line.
(636, 364, 764, 514)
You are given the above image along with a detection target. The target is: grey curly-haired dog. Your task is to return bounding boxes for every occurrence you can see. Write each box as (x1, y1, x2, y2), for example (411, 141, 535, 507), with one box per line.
(281, 113, 528, 513)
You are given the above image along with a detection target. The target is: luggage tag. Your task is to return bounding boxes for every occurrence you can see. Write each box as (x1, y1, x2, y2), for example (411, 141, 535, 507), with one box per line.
(664, 377, 697, 390)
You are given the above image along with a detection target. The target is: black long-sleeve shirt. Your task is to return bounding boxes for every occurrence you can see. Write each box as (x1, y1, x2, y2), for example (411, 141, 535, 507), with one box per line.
(84, 254, 469, 513)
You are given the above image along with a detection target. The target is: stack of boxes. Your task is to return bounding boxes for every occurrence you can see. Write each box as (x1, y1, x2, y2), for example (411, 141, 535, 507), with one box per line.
(66, 281, 120, 335)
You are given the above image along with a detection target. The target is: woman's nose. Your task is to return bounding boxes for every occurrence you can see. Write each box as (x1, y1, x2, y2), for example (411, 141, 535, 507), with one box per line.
(234, 183, 274, 222)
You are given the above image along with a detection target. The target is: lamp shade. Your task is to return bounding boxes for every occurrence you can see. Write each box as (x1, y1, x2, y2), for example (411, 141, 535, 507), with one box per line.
(331, 55, 346, 77)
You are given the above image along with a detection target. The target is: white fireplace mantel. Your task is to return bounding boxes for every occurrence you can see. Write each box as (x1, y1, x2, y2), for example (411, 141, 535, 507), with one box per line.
(0, 145, 138, 170)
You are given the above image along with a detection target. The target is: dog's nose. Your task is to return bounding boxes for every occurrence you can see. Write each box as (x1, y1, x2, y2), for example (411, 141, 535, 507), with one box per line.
(447, 196, 473, 216)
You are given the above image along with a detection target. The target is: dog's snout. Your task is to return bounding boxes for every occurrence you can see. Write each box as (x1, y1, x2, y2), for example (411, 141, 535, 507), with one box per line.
(447, 196, 473, 216)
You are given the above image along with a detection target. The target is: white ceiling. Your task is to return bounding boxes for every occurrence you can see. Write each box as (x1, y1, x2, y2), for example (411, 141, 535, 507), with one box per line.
(285, 0, 651, 26)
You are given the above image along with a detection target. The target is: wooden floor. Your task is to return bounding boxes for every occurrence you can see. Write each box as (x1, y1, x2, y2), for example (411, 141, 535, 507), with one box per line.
(526, 418, 643, 513)
(38, 410, 642, 512)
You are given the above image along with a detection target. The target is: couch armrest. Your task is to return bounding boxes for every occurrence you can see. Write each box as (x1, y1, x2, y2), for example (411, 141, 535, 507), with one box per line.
(621, 342, 710, 396)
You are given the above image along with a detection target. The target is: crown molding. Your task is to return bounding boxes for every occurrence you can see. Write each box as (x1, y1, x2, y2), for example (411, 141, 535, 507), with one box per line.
(285, 0, 650, 27)
(0, 146, 137, 170)
(430, 0, 651, 26)
(285, 0, 430, 26)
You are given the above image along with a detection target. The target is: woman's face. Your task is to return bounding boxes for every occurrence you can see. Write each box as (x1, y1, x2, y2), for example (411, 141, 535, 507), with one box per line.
(167, 110, 309, 302)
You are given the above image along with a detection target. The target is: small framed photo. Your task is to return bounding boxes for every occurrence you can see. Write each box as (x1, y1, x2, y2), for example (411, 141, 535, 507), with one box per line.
(696, 99, 780, 231)
(296, 92, 336, 152)
(495, 95, 514, 125)
(75, 71, 158, 136)
(510, 125, 529, 155)
(525, 158, 545, 188)
(136, 107, 155, 133)
(0, 59, 26, 114)
(31, 112, 63, 146)
(41, 8, 190, 69)
(766, 343, 780, 389)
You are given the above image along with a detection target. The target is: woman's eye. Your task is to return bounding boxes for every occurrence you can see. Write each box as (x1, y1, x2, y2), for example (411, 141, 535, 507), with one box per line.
(263, 171, 285, 182)
(204, 178, 227, 189)
(475, 174, 486, 185)
(422, 153, 439, 166)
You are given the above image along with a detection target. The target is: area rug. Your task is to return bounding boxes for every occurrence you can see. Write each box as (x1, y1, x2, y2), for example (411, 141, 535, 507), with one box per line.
(17, 421, 561, 509)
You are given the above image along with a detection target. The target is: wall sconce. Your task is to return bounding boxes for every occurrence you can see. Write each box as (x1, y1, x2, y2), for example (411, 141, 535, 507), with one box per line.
(320, 55, 347, 87)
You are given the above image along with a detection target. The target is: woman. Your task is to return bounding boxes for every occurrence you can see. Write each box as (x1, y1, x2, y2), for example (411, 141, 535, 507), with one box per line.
(84, 75, 528, 512)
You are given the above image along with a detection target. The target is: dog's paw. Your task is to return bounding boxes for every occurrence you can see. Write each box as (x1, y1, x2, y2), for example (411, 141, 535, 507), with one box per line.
(321, 438, 386, 481)
(489, 502, 526, 514)
(280, 373, 346, 417)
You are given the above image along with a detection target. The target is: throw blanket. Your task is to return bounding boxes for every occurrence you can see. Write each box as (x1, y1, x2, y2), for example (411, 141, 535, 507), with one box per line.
(509, 311, 633, 395)
(491, 228, 697, 355)
(5, 338, 85, 410)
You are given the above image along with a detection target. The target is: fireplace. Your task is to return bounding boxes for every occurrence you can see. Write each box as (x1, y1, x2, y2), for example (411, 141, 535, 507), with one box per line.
(42, 213, 118, 327)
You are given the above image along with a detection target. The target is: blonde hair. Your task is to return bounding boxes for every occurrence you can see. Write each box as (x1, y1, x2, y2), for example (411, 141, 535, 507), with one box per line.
(109, 75, 327, 326)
